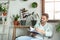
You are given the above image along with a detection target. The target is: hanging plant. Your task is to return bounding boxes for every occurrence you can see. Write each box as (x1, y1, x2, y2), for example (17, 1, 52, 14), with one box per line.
(23, 0, 28, 1)
(31, 2, 38, 8)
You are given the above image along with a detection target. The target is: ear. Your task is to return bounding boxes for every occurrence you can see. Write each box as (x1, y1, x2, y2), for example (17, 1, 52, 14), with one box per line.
(47, 19, 48, 21)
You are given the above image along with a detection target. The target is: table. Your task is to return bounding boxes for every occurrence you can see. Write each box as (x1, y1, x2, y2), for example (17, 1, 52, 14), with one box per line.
(12, 25, 29, 40)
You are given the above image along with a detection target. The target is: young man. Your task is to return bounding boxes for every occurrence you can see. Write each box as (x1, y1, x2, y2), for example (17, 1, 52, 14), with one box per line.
(34, 13, 53, 40)
(16, 13, 53, 40)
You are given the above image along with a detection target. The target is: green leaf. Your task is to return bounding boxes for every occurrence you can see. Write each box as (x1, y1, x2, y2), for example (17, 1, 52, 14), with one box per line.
(0, 4, 3, 12)
(56, 22, 60, 32)
(13, 14, 19, 21)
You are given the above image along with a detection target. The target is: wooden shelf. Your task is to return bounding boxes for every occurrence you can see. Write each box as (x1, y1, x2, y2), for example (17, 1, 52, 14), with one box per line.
(14, 25, 30, 28)
(12, 25, 30, 40)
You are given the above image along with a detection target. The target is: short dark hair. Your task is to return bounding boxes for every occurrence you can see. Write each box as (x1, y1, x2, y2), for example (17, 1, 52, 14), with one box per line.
(42, 13, 49, 18)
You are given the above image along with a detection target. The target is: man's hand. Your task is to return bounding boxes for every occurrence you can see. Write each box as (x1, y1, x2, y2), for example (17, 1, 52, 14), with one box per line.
(35, 28, 45, 35)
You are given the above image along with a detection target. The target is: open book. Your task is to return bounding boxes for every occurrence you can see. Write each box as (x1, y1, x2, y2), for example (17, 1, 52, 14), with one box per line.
(29, 27, 39, 34)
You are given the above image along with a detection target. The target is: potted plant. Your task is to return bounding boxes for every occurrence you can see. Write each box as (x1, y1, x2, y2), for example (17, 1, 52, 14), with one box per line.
(13, 14, 20, 25)
(2, 7, 7, 16)
(31, 2, 38, 8)
(20, 8, 28, 25)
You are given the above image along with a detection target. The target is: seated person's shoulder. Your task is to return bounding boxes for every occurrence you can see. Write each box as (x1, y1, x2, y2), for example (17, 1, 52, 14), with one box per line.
(47, 23, 53, 27)
(46, 23, 53, 29)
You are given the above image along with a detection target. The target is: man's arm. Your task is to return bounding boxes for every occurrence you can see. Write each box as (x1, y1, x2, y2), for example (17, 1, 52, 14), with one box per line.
(35, 26, 53, 37)
(35, 28, 46, 35)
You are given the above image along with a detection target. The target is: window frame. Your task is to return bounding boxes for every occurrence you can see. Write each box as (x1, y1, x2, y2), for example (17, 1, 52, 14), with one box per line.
(42, 0, 60, 22)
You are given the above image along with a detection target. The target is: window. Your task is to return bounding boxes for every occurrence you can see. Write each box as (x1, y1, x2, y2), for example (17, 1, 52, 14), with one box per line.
(45, 0, 60, 20)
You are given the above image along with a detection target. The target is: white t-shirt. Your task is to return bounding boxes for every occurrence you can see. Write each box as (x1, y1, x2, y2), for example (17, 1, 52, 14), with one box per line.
(34, 22, 53, 40)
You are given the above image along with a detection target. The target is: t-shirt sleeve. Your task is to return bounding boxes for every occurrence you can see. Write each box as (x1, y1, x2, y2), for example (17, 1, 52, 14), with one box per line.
(45, 24, 53, 37)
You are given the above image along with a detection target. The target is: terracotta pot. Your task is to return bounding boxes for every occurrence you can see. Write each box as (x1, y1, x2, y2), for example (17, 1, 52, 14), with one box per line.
(3, 12, 7, 16)
(13, 21, 19, 25)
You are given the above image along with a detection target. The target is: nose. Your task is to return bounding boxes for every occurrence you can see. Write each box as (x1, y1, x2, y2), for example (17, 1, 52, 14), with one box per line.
(40, 19, 43, 22)
(41, 19, 44, 20)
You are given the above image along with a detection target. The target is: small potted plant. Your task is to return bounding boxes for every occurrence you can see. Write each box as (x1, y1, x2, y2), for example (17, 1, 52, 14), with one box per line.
(31, 2, 38, 8)
(13, 14, 20, 26)
(2, 7, 7, 16)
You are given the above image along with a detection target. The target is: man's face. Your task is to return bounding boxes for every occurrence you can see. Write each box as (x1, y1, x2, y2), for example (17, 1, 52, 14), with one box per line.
(41, 15, 48, 23)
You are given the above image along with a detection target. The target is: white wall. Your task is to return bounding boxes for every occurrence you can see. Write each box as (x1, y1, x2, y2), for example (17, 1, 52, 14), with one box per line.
(8, 0, 41, 15)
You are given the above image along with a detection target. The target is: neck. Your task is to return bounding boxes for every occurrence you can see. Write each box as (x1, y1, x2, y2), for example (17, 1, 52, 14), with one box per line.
(41, 22, 46, 26)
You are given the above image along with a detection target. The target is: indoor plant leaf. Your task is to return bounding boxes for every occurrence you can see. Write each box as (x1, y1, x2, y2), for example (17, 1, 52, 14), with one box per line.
(56, 22, 60, 32)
